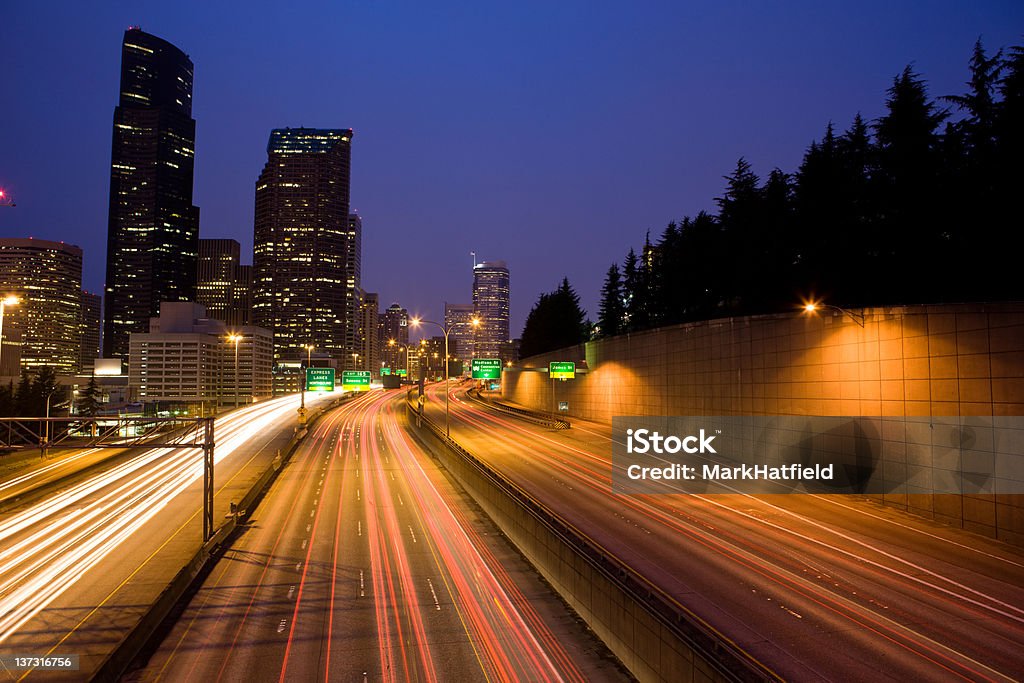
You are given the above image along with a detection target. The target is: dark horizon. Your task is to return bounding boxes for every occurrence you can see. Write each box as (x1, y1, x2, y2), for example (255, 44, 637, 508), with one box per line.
(1, 2, 1022, 338)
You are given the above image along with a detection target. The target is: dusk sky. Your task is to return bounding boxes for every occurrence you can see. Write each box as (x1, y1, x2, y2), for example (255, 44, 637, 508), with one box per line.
(2, 1, 1021, 337)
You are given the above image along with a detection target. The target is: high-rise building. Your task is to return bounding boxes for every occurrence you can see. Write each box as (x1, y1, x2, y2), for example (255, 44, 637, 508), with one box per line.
(472, 261, 510, 361)
(359, 290, 379, 376)
(0, 238, 83, 374)
(103, 28, 199, 359)
(380, 303, 408, 372)
(196, 239, 239, 323)
(444, 302, 475, 369)
(196, 238, 252, 326)
(253, 128, 355, 364)
(233, 265, 253, 326)
(79, 291, 102, 373)
(344, 214, 362, 365)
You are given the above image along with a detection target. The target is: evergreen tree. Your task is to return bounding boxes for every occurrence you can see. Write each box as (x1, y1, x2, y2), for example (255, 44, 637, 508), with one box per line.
(597, 264, 626, 337)
(76, 375, 103, 417)
(518, 278, 589, 359)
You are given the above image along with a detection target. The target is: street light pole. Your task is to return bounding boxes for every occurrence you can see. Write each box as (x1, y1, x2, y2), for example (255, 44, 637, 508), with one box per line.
(0, 296, 20, 372)
(228, 334, 242, 408)
(410, 316, 480, 437)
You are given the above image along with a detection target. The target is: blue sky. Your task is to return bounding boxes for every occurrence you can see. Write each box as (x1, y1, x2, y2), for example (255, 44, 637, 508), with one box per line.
(1, 1, 1021, 335)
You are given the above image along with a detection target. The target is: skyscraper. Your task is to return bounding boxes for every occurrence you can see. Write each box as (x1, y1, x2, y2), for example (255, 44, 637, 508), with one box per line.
(472, 261, 510, 361)
(444, 302, 475, 366)
(380, 303, 408, 372)
(344, 214, 362, 363)
(196, 238, 240, 324)
(103, 28, 199, 359)
(0, 238, 83, 374)
(253, 128, 355, 363)
(79, 291, 102, 373)
(359, 290, 380, 375)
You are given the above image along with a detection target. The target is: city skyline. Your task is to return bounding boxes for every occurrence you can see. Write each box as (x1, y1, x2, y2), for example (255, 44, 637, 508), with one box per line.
(4, 3, 1022, 336)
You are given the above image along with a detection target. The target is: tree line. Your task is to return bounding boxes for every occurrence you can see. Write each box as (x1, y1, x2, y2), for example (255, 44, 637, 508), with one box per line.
(589, 39, 1024, 338)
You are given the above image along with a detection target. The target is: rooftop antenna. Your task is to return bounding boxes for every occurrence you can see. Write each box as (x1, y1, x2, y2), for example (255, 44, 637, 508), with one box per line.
(470, 251, 476, 269)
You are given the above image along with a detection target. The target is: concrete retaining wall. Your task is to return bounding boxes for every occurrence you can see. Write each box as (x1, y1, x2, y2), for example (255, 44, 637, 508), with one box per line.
(406, 403, 772, 682)
(502, 303, 1024, 544)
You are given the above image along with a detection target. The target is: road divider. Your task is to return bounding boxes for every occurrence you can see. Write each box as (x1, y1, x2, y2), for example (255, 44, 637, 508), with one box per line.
(465, 388, 571, 429)
(404, 391, 775, 683)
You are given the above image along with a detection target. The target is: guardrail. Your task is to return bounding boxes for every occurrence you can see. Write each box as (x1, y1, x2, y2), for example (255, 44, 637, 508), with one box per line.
(405, 391, 773, 682)
(465, 388, 571, 429)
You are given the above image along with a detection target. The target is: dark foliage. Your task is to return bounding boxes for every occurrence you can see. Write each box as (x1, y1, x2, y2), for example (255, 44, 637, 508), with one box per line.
(593, 39, 1024, 338)
(519, 278, 589, 358)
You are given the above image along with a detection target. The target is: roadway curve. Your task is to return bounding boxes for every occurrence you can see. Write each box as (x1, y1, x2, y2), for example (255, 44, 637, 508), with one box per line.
(132, 389, 625, 683)
(423, 383, 1024, 682)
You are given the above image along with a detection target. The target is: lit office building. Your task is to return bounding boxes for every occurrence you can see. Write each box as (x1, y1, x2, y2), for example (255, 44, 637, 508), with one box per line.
(79, 290, 102, 374)
(444, 302, 474, 369)
(196, 238, 252, 326)
(0, 238, 83, 375)
(128, 302, 272, 410)
(379, 303, 409, 373)
(472, 261, 510, 361)
(359, 290, 380, 375)
(103, 28, 200, 359)
(344, 214, 362, 367)
(253, 128, 355, 365)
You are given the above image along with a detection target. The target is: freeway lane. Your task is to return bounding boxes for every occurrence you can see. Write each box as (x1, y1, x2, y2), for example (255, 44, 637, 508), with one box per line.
(424, 383, 1024, 682)
(0, 391, 342, 681)
(132, 389, 625, 682)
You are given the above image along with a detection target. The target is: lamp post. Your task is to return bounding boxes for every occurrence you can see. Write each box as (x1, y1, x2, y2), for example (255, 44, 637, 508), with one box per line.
(410, 316, 480, 436)
(802, 301, 865, 327)
(227, 334, 242, 408)
(0, 295, 19, 371)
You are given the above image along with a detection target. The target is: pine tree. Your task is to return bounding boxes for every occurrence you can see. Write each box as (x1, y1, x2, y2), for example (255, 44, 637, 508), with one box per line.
(597, 264, 625, 337)
(518, 278, 589, 358)
(77, 375, 103, 417)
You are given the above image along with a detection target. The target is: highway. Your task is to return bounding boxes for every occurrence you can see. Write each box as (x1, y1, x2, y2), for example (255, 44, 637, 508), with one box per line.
(423, 383, 1024, 682)
(132, 389, 625, 682)
(0, 391, 341, 681)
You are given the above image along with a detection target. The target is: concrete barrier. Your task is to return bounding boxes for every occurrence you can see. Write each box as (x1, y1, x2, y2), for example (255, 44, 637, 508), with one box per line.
(465, 388, 571, 429)
(405, 397, 775, 683)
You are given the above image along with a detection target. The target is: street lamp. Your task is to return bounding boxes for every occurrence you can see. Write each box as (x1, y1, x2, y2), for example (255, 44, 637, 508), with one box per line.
(802, 300, 865, 327)
(0, 295, 19, 371)
(410, 316, 480, 436)
(227, 334, 242, 408)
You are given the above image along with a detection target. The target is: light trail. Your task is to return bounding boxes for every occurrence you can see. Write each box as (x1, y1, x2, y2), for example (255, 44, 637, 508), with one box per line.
(0, 391, 342, 650)
(429, 383, 1024, 682)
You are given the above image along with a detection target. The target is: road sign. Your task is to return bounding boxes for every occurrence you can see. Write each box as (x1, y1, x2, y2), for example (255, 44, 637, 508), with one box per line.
(381, 367, 391, 376)
(558, 401, 569, 411)
(472, 358, 502, 379)
(342, 370, 371, 392)
(549, 361, 576, 379)
(306, 367, 336, 391)
(397, 369, 408, 377)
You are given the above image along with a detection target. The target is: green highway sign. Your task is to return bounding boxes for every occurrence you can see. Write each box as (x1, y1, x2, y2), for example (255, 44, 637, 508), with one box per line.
(306, 367, 336, 391)
(472, 358, 502, 379)
(342, 370, 371, 392)
(397, 369, 408, 377)
(549, 361, 576, 379)
(381, 367, 392, 376)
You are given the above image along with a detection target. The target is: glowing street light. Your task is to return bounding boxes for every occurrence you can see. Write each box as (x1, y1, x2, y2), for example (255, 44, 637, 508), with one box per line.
(227, 334, 242, 408)
(0, 295, 20, 370)
(802, 299, 865, 327)
(300, 344, 314, 411)
(410, 316, 481, 436)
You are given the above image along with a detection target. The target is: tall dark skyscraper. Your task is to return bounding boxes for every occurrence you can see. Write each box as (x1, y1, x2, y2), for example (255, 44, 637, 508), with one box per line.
(103, 28, 199, 358)
(253, 128, 354, 363)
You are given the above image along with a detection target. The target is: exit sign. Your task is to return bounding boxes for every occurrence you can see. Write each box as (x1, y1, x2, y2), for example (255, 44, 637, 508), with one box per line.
(549, 362, 575, 379)
(342, 370, 371, 392)
(472, 358, 502, 379)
